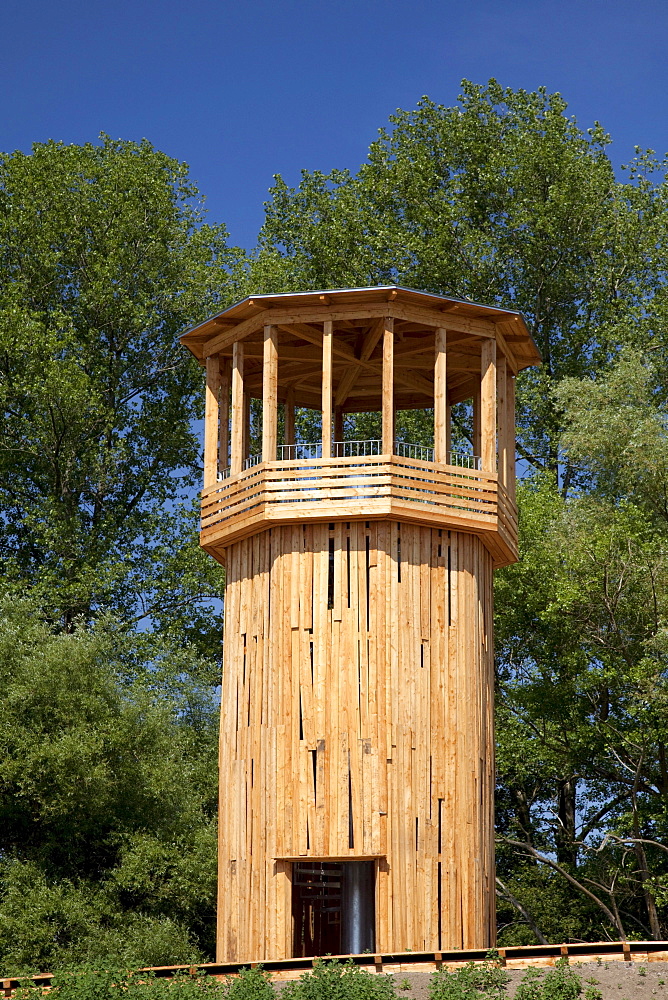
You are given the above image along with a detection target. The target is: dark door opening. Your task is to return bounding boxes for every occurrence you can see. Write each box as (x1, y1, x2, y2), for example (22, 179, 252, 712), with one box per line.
(292, 860, 375, 957)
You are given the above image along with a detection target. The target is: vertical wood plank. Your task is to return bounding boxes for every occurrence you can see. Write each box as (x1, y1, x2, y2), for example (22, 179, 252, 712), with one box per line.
(285, 385, 295, 448)
(204, 355, 220, 488)
(219, 358, 230, 474)
(480, 337, 497, 473)
(506, 373, 517, 504)
(230, 341, 244, 476)
(434, 328, 448, 464)
(262, 324, 279, 462)
(321, 319, 333, 460)
(382, 318, 394, 455)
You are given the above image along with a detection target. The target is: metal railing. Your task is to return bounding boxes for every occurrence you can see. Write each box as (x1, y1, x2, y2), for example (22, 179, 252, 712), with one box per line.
(218, 442, 481, 479)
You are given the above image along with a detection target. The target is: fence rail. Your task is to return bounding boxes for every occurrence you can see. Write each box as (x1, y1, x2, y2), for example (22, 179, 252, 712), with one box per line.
(202, 448, 516, 564)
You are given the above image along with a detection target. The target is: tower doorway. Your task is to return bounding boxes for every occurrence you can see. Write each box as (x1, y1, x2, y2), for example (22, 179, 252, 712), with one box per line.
(292, 860, 375, 957)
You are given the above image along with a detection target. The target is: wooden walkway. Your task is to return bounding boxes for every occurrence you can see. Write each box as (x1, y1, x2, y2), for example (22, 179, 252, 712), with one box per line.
(4, 940, 668, 993)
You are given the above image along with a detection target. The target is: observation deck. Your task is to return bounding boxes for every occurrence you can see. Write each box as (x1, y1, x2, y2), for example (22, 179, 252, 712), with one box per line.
(181, 286, 540, 569)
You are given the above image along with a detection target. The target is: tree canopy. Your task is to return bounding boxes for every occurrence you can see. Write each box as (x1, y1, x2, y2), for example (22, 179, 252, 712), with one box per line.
(2, 83, 668, 970)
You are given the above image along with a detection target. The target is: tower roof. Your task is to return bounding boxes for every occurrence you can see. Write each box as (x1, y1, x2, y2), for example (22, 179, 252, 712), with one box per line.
(180, 285, 541, 373)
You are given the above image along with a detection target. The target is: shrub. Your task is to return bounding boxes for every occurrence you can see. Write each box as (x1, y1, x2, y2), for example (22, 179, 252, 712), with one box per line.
(429, 959, 510, 1000)
(281, 959, 396, 1000)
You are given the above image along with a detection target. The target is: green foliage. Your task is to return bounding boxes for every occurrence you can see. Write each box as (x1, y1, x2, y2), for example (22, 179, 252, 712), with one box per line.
(14, 968, 226, 1000)
(0, 134, 240, 647)
(281, 959, 396, 1000)
(428, 959, 509, 1000)
(0, 596, 218, 972)
(219, 966, 275, 1000)
(514, 963, 581, 1000)
(255, 79, 668, 478)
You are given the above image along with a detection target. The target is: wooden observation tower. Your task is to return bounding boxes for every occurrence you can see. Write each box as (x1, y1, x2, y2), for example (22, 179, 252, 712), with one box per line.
(180, 286, 540, 964)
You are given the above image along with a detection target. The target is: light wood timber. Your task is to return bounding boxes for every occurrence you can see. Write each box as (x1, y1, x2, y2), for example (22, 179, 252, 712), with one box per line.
(382, 318, 394, 454)
(434, 328, 447, 464)
(285, 386, 295, 447)
(204, 355, 220, 489)
(322, 320, 333, 459)
(242, 391, 250, 466)
(480, 338, 497, 473)
(217, 522, 495, 961)
(506, 374, 516, 504)
(334, 406, 344, 443)
(186, 287, 541, 965)
(230, 342, 244, 476)
(219, 359, 230, 473)
(262, 325, 278, 462)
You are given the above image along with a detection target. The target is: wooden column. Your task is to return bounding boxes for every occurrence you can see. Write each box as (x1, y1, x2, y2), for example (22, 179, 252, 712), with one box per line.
(204, 355, 220, 489)
(262, 324, 278, 463)
(334, 406, 344, 446)
(322, 319, 333, 460)
(230, 341, 244, 476)
(434, 327, 448, 464)
(473, 389, 481, 462)
(497, 356, 509, 491)
(382, 317, 394, 455)
(506, 374, 516, 503)
(446, 402, 452, 461)
(219, 359, 230, 474)
(242, 391, 250, 466)
(480, 339, 497, 473)
(285, 385, 295, 449)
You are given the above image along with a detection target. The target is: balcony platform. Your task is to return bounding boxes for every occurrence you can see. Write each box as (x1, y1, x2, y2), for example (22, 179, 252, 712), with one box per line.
(200, 450, 518, 568)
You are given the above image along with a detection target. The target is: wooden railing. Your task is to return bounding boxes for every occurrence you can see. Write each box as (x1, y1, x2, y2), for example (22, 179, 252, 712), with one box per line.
(200, 452, 518, 564)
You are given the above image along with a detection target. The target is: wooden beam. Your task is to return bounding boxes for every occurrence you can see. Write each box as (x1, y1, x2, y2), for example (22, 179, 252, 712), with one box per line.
(480, 338, 496, 473)
(434, 328, 448, 465)
(382, 318, 394, 455)
(335, 317, 385, 407)
(285, 385, 295, 447)
(262, 325, 278, 463)
(219, 358, 230, 474)
(199, 300, 501, 360)
(231, 341, 244, 476)
(322, 320, 333, 460)
(204, 355, 220, 489)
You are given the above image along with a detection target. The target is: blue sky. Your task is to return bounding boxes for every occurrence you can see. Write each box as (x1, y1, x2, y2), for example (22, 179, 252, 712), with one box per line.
(3, 0, 667, 250)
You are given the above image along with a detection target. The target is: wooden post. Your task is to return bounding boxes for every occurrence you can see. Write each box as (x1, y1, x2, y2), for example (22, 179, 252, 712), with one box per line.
(496, 356, 509, 491)
(219, 358, 230, 474)
(322, 320, 333, 460)
(204, 355, 220, 489)
(334, 406, 344, 447)
(473, 389, 481, 463)
(243, 391, 250, 466)
(231, 341, 244, 476)
(480, 339, 497, 473)
(434, 328, 448, 465)
(382, 317, 394, 455)
(506, 374, 516, 503)
(262, 325, 278, 463)
(285, 385, 295, 450)
(446, 403, 452, 463)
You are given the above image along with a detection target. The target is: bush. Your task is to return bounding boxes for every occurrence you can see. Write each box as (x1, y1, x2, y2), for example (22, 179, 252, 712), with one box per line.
(429, 958, 510, 1000)
(14, 968, 224, 1000)
(515, 961, 582, 1000)
(281, 959, 396, 1000)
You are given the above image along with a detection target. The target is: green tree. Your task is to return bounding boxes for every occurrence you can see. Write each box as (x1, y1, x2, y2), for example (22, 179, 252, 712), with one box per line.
(0, 135, 242, 646)
(0, 596, 219, 972)
(254, 80, 668, 480)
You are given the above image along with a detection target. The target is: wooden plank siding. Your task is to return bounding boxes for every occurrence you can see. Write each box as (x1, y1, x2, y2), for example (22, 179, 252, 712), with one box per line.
(217, 522, 496, 963)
